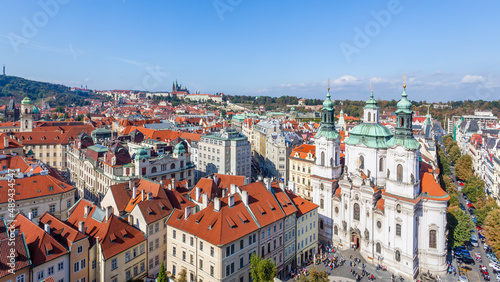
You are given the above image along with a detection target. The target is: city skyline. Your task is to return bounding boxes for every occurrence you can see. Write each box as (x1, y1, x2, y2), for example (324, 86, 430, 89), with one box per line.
(1, 1, 499, 102)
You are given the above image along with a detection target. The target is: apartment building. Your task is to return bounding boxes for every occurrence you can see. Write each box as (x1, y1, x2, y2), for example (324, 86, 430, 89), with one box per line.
(0, 134, 24, 155)
(39, 213, 90, 282)
(0, 154, 76, 221)
(15, 213, 70, 282)
(66, 199, 148, 282)
(198, 129, 251, 178)
(0, 220, 31, 282)
(288, 144, 315, 200)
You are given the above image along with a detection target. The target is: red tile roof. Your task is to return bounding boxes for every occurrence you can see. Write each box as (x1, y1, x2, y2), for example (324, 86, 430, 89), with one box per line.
(290, 144, 315, 159)
(14, 213, 68, 267)
(283, 188, 318, 217)
(240, 182, 286, 227)
(0, 224, 31, 279)
(39, 212, 87, 247)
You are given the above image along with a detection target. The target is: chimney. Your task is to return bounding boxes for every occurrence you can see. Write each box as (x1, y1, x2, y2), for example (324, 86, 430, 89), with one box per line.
(129, 179, 134, 190)
(279, 182, 284, 189)
(78, 221, 85, 233)
(106, 206, 113, 222)
(214, 197, 221, 212)
(132, 186, 137, 199)
(147, 192, 153, 200)
(141, 190, 145, 201)
(128, 215, 134, 225)
(202, 194, 209, 209)
(171, 178, 175, 189)
(244, 177, 249, 185)
(264, 178, 271, 191)
(222, 189, 226, 198)
(4, 135, 8, 148)
(289, 181, 296, 194)
(230, 184, 237, 195)
(213, 174, 218, 185)
(228, 194, 235, 208)
(242, 190, 249, 206)
(184, 206, 192, 219)
(195, 187, 201, 202)
(168, 184, 172, 190)
(44, 223, 50, 233)
(28, 212, 33, 221)
(84, 205, 89, 217)
(258, 175, 263, 181)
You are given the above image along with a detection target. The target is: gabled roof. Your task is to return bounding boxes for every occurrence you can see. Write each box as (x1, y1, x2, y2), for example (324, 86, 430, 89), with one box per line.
(167, 194, 259, 246)
(290, 144, 315, 159)
(240, 182, 286, 227)
(283, 188, 318, 217)
(39, 212, 87, 248)
(14, 213, 67, 267)
(0, 230, 31, 278)
(67, 199, 146, 259)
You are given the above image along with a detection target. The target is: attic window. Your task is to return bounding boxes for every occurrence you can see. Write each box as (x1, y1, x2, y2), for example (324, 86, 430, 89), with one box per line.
(208, 218, 217, 230)
(109, 233, 117, 243)
(49, 186, 53, 191)
(237, 212, 248, 223)
(120, 229, 128, 238)
(196, 214, 204, 224)
(176, 213, 183, 220)
(159, 202, 166, 210)
(38, 190, 41, 193)
(146, 207, 153, 215)
(226, 216, 237, 228)
(33, 181, 37, 183)
(45, 242, 54, 256)
(256, 204, 266, 215)
(267, 202, 276, 211)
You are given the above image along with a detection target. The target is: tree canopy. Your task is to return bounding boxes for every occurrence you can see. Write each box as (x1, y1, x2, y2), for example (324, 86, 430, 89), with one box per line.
(250, 254, 276, 282)
(455, 155, 473, 181)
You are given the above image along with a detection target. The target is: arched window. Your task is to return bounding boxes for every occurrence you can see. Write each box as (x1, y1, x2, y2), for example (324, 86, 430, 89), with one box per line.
(396, 224, 402, 236)
(171, 163, 175, 170)
(320, 199, 324, 209)
(25, 108, 28, 114)
(320, 183, 324, 190)
(376, 242, 381, 253)
(368, 112, 371, 122)
(151, 166, 157, 173)
(334, 225, 338, 235)
(321, 152, 325, 166)
(400, 117, 404, 127)
(429, 230, 437, 248)
(359, 155, 364, 169)
(397, 164, 403, 182)
(330, 158, 333, 167)
(353, 203, 360, 221)
(379, 158, 384, 172)
(320, 220, 324, 230)
(395, 250, 401, 262)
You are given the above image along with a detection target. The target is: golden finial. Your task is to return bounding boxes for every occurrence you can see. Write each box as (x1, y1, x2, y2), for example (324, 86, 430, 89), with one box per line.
(328, 78, 330, 91)
(403, 74, 407, 89)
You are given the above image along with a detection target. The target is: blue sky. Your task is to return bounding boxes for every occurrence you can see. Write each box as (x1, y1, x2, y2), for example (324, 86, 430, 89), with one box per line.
(1, 1, 499, 102)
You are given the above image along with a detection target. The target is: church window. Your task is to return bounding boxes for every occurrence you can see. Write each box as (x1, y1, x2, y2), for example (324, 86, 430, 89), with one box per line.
(379, 158, 384, 172)
(429, 230, 437, 248)
(411, 174, 414, 183)
(171, 163, 176, 170)
(25, 109, 28, 114)
(334, 225, 338, 235)
(330, 158, 333, 167)
(400, 117, 404, 127)
(396, 204, 401, 213)
(151, 166, 157, 173)
(377, 221, 381, 229)
(353, 203, 360, 221)
(320, 184, 324, 191)
(376, 243, 381, 253)
(397, 164, 403, 182)
(396, 224, 401, 236)
(320, 199, 324, 209)
(359, 156, 364, 169)
(368, 112, 371, 122)
(335, 207, 339, 214)
(319, 220, 324, 230)
(293, 164, 295, 170)
(321, 152, 325, 166)
(395, 250, 401, 262)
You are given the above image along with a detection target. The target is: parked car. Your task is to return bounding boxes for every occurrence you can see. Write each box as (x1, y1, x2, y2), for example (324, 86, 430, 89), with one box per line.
(458, 275, 469, 282)
(460, 203, 466, 210)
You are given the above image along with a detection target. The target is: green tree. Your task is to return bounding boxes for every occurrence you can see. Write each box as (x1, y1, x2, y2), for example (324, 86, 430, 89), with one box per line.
(455, 155, 473, 181)
(448, 207, 475, 247)
(51, 113, 58, 120)
(177, 268, 187, 282)
(475, 197, 499, 227)
(299, 266, 328, 282)
(53, 105, 65, 113)
(449, 145, 461, 163)
(250, 254, 276, 282)
(463, 176, 485, 203)
(485, 209, 500, 258)
(158, 261, 167, 282)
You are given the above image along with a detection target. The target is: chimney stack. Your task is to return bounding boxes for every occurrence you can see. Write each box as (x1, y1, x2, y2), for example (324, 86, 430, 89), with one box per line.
(213, 174, 218, 185)
(289, 181, 296, 194)
(129, 179, 134, 190)
(141, 190, 145, 201)
(279, 182, 284, 189)
(230, 184, 237, 195)
(147, 192, 153, 200)
(84, 205, 90, 217)
(78, 221, 85, 233)
(242, 190, 249, 206)
(195, 187, 201, 202)
(171, 178, 175, 189)
(228, 194, 235, 208)
(132, 186, 137, 199)
(44, 223, 50, 233)
(128, 215, 134, 225)
(264, 178, 271, 191)
(184, 206, 192, 219)
(214, 197, 221, 212)
(202, 194, 209, 209)
(106, 206, 113, 222)
(28, 212, 33, 221)
(4, 135, 8, 148)
(222, 189, 226, 198)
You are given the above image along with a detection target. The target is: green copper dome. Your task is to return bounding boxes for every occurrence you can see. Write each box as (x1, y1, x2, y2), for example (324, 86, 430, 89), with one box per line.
(344, 123, 393, 148)
(364, 92, 379, 109)
(396, 88, 412, 114)
(32, 105, 40, 114)
(135, 147, 149, 160)
(322, 90, 334, 110)
(21, 97, 32, 105)
(173, 142, 186, 155)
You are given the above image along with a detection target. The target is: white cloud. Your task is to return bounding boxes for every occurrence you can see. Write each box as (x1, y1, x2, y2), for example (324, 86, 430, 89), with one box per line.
(332, 75, 359, 86)
(369, 77, 389, 84)
(461, 75, 485, 84)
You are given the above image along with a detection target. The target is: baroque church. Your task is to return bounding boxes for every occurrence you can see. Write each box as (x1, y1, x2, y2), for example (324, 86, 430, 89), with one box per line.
(312, 83, 449, 279)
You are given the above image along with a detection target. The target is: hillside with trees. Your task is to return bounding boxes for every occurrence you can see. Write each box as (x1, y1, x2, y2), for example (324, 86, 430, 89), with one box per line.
(0, 75, 109, 107)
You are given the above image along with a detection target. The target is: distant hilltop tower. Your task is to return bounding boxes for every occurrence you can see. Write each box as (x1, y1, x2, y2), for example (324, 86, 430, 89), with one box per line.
(3, 65, 5, 76)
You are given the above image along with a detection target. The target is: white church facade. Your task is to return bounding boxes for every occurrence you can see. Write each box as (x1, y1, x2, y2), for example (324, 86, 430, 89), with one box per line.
(312, 85, 449, 279)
